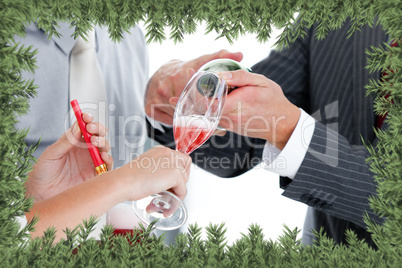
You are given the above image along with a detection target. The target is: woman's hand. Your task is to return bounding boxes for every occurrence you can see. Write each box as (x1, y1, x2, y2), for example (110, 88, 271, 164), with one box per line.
(26, 145, 190, 241)
(26, 113, 113, 202)
(113, 146, 191, 202)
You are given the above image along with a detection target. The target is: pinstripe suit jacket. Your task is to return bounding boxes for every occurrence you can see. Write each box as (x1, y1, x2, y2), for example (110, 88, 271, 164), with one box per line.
(150, 21, 388, 247)
(252, 21, 387, 246)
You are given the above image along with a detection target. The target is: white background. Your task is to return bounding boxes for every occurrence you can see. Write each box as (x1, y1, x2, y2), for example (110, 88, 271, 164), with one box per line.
(141, 23, 307, 245)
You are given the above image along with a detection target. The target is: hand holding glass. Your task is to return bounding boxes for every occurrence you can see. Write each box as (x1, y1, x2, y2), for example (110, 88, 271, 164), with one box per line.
(132, 59, 247, 230)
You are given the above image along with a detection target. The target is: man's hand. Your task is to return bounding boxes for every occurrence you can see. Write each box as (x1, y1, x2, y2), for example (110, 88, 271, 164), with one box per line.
(219, 70, 301, 150)
(145, 49, 243, 125)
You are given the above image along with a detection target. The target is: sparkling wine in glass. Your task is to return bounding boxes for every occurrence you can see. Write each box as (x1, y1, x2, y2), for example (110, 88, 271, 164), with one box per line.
(173, 71, 227, 154)
(132, 59, 248, 231)
(173, 58, 250, 149)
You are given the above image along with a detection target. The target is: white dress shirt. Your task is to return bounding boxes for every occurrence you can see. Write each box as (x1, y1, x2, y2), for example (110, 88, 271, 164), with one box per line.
(262, 109, 315, 179)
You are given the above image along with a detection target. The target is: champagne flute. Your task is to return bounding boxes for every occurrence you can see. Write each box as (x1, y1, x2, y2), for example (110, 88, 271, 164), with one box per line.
(174, 59, 250, 144)
(132, 59, 247, 231)
(173, 71, 228, 154)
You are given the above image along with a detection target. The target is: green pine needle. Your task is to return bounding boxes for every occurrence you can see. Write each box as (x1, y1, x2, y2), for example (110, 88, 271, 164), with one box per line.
(1, 0, 401, 266)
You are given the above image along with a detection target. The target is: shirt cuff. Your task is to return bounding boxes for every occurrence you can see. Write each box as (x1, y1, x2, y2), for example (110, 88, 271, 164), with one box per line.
(262, 109, 315, 179)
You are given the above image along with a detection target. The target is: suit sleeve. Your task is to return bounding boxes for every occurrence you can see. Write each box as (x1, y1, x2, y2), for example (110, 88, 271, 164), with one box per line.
(253, 26, 382, 228)
(281, 122, 382, 227)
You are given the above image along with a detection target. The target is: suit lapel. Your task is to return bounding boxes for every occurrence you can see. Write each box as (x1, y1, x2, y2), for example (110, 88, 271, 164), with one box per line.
(25, 22, 76, 56)
(50, 22, 76, 56)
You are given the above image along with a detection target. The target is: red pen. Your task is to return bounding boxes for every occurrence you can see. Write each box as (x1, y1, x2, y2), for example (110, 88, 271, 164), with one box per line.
(70, 99, 108, 175)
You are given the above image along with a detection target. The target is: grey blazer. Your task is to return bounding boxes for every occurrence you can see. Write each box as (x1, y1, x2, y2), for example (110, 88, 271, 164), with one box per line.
(15, 22, 149, 168)
(150, 21, 388, 247)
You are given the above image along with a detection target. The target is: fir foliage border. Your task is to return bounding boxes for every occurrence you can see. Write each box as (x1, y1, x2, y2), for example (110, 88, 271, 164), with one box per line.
(0, 0, 401, 266)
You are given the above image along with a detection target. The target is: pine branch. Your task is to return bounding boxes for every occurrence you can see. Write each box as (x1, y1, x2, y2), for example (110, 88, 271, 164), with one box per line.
(1, 0, 401, 266)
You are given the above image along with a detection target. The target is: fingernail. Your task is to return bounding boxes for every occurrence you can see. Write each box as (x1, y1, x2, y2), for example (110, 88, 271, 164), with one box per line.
(87, 123, 96, 132)
(187, 68, 196, 78)
(220, 71, 232, 80)
(86, 113, 94, 120)
(169, 97, 178, 106)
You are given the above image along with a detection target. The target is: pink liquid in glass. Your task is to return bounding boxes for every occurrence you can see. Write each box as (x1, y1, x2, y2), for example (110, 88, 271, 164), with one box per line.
(174, 116, 215, 154)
